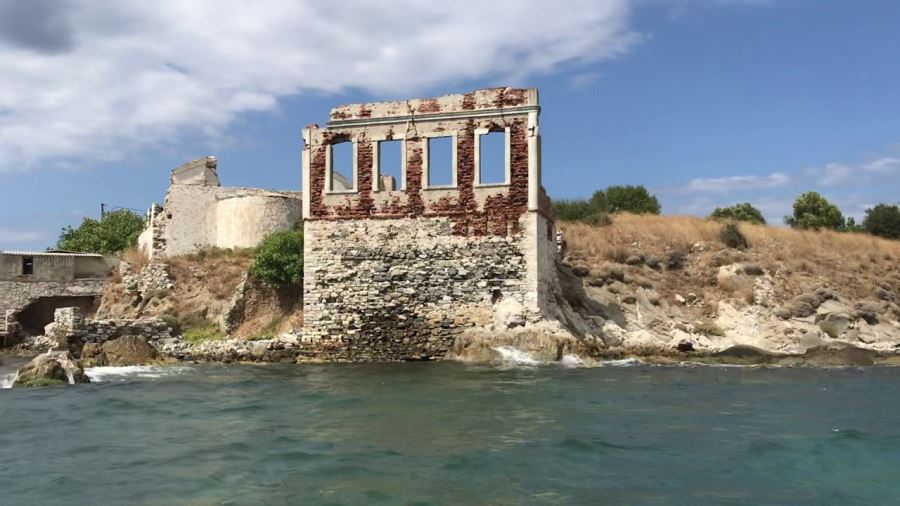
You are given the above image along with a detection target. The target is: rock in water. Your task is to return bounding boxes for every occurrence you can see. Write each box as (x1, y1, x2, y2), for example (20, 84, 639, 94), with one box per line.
(92, 335, 160, 366)
(14, 351, 90, 387)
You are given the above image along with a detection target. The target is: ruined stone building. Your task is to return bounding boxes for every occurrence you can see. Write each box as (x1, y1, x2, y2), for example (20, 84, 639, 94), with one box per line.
(138, 156, 302, 258)
(0, 251, 115, 346)
(301, 87, 559, 360)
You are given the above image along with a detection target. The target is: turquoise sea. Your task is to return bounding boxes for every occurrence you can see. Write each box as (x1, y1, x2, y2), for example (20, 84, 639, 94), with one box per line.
(1, 355, 899, 505)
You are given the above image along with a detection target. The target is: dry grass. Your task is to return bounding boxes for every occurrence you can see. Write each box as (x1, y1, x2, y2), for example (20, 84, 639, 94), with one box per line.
(562, 214, 722, 261)
(561, 213, 900, 307)
(168, 248, 254, 301)
(563, 213, 900, 264)
(122, 247, 150, 271)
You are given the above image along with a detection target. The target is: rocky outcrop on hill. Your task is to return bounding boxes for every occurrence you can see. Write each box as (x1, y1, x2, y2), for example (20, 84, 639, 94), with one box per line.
(552, 218, 900, 363)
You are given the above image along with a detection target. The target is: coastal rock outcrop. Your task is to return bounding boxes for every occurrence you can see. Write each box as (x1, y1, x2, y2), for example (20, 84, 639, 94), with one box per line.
(14, 351, 90, 387)
(82, 335, 160, 366)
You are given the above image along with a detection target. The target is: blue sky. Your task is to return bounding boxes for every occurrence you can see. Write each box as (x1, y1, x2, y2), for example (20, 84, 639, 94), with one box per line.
(1, 0, 898, 250)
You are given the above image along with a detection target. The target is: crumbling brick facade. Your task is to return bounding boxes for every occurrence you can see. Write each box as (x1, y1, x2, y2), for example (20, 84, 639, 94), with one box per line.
(302, 88, 558, 360)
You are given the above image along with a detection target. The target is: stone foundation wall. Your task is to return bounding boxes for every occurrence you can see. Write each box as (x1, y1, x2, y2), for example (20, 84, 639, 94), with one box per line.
(47, 307, 173, 346)
(302, 216, 543, 360)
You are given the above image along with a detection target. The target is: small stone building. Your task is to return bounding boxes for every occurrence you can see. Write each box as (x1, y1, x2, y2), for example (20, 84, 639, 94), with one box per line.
(0, 251, 114, 345)
(301, 87, 558, 360)
(138, 156, 303, 258)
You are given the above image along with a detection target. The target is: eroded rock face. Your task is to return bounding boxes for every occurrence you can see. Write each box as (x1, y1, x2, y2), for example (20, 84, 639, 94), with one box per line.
(14, 351, 90, 387)
(85, 335, 160, 366)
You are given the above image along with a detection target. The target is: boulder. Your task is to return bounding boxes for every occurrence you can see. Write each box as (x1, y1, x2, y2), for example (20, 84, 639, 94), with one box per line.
(571, 265, 591, 277)
(815, 301, 854, 339)
(794, 344, 877, 367)
(14, 351, 90, 387)
(676, 340, 694, 352)
(493, 298, 526, 329)
(96, 335, 160, 366)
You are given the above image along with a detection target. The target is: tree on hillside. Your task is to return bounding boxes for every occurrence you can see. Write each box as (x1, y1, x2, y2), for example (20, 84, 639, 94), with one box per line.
(862, 204, 900, 240)
(784, 192, 845, 230)
(251, 229, 304, 287)
(709, 202, 766, 225)
(592, 185, 661, 215)
(56, 210, 145, 254)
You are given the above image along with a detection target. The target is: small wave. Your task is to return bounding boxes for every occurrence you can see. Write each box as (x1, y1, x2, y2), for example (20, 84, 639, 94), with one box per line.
(1, 372, 18, 389)
(86, 365, 193, 382)
(492, 346, 542, 366)
(559, 354, 584, 368)
(598, 358, 643, 367)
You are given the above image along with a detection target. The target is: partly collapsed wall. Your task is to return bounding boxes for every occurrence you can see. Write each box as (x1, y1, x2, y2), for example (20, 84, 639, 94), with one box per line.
(0, 252, 113, 346)
(139, 156, 302, 258)
(301, 87, 559, 360)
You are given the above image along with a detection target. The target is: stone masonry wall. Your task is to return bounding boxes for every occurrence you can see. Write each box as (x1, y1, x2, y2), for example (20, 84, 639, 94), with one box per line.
(301, 88, 558, 361)
(140, 157, 302, 259)
(0, 279, 107, 345)
(303, 217, 538, 361)
(47, 307, 173, 347)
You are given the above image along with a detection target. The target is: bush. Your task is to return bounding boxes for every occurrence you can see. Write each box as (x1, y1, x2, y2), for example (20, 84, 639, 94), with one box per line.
(56, 209, 145, 254)
(720, 221, 749, 250)
(709, 203, 766, 225)
(862, 204, 900, 240)
(157, 314, 181, 336)
(553, 199, 594, 222)
(553, 185, 660, 223)
(593, 185, 661, 215)
(784, 192, 845, 230)
(182, 320, 223, 343)
(251, 230, 304, 287)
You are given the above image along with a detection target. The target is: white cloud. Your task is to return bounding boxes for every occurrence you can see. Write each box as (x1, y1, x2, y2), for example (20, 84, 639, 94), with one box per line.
(0, 0, 641, 171)
(811, 157, 900, 186)
(0, 228, 45, 244)
(683, 172, 790, 193)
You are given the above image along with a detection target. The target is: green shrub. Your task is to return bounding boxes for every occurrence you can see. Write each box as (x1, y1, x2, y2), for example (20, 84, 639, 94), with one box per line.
(784, 192, 845, 230)
(720, 221, 749, 250)
(251, 230, 304, 287)
(666, 248, 688, 271)
(862, 204, 900, 240)
(709, 203, 766, 225)
(56, 209, 145, 254)
(157, 314, 181, 335)
(553, 185, 660, 223)
(553, 199, 594, 222)
(183, 321, 223, 343)
(593, 185, 661, 215)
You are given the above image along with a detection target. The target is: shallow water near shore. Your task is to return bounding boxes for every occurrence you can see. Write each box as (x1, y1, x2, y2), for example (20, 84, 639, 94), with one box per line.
(2, 355, 900, 505)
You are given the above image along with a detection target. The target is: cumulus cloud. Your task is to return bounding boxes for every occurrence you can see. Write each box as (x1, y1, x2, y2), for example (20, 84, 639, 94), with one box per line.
(683, 172, 790, 193)
(0, 0, 642, 171)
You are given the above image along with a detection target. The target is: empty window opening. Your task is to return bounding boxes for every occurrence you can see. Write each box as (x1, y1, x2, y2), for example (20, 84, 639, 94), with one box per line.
(427, 137, 454, 187)
(479, 131, 507, 184)
(330, 142, 354, 191)
(378, 140, 403, 191)
(22, 256, 34, 275)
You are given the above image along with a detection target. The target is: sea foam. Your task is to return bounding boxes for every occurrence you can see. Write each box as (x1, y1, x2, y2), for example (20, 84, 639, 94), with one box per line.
(85, 365, 193, 382)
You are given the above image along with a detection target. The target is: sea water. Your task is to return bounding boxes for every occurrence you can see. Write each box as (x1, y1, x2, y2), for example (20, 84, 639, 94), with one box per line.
(1, 354, 899, 505)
